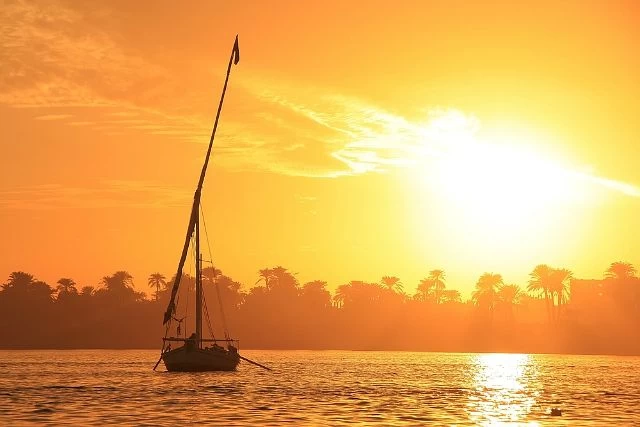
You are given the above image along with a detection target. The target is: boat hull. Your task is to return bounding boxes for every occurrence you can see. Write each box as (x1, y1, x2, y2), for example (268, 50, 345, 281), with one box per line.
(162, 345, 240, 372)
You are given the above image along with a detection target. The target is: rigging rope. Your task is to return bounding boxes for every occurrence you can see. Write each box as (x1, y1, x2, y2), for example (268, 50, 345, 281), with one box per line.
(181, 233, 196, 336)
(200, 203, 231, 340)
(202, 288, 216, 340)
(163, 234, 193, 339)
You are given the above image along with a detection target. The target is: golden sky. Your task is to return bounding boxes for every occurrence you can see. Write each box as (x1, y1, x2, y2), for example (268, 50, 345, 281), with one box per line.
(1, 0, 639, 297)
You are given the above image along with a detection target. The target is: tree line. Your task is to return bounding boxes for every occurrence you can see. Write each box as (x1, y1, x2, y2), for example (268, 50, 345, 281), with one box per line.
(0, 262, 638, 354)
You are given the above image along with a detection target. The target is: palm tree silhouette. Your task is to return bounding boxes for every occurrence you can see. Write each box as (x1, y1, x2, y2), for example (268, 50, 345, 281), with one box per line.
(56, 278, 77, 295)
(80, 286, 94, 298)
(333, 283, 350, 308)
(102, 271, 134, 291)
(528, 264, 553, 321)
(269, 266, 298, 292)
(498, 284, 522, 319)
(441, 289, 461, 303)
(1, 272, 53, 303)
(604, 262, 637, 312)
(549, 268, 572, 321)
(2, 271, 35, 290)
(428, 269, 446, 304)
(202, 267, 222, 282)
(302, 280, 331, 309)
(415, 270, 446, 303)
(416, 277, 433, 302)
(148, 273, 167, 301)
(472, 273, 503, 315)
(380, 276, 403, 293)
(100, 271, 139, 303)
(255, 268, 273, 288)
(605, 262, 636, 280)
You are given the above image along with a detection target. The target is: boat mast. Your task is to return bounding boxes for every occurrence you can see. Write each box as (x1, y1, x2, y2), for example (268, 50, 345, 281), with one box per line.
(195, 215, 202, 347)
(163, 36, 241, 325)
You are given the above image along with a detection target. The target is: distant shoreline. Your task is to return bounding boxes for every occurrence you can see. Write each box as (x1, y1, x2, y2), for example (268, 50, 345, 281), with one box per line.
(2, 267, 639, 358)
(2, 347, 639, 357)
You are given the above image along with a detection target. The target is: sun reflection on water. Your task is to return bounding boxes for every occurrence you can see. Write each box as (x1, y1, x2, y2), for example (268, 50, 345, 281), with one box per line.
(467, 353, 542, 426)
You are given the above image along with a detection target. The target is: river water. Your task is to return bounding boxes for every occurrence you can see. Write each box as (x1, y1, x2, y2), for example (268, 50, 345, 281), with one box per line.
(0, 350, 638, 426)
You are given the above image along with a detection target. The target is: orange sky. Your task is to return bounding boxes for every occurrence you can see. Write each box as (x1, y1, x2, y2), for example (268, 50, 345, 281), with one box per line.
(1, 0, 639, 297)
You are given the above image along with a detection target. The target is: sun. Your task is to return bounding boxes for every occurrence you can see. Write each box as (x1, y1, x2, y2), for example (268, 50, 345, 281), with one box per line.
(408, 115, 592, 264)
(433, 139, 577, 232)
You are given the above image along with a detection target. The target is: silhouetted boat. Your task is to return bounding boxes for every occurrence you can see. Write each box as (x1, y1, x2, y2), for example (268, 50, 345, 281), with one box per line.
(153, 36, 258, 373)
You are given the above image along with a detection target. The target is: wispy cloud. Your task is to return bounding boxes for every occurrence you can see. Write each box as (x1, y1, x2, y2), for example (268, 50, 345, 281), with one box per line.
(0, 181, 191, 210)
(1, 0, 637, 201)
(248, 81, 640, 197)
(34, 114, 73, 121)
(578, 174, 640, 198)
(0, 1, 166, 108)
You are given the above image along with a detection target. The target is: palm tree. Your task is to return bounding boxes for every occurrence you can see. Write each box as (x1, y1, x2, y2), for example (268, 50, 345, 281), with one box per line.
(441, 289, 461, 304)
(102, 271, 134, 291)
(56, 278, 77, 295)
(472, 273, 503, 314)
(269, 266, 298, 292)
(333, 283, 350, 308)
(528, 264, 553, 321)
(605, 262, 636, 280)
(549, 268, 572, 321)
(100, 271, 141, 302)
(1, 272, 53, 304)
(498, 284, 522, 319)
(303, 280, 328, 292)
(604, 261, 638, 312)
(380, 276, 403, 293)
(255, 268, 273, 288)
(416, 277, 433, 302)
(202, 267, 222, 282)
(80, 286, 94, 298)
(147, 273, 167, 301)
(2, 271, 35, 290)
(415, 270, 446, 303)
(499, 284, 522, 303)
(428, 270, 446, 304)
(302, 280, 331, 309)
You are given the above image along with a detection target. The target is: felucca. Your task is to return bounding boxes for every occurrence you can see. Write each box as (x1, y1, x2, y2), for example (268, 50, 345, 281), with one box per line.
(153, 36, 269, 373)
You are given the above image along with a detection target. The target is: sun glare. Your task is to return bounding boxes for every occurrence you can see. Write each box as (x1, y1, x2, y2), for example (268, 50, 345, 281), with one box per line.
(409, 113, 593, 262)
(467, 354, 541, 425)
(434, 138, 578, 229)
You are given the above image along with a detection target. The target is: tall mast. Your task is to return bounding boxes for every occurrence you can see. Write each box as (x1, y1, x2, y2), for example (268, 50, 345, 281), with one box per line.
(163, 36, 241, 325)
(195, 215, 202, 347)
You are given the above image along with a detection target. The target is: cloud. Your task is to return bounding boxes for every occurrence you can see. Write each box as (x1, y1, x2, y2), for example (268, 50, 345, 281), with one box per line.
(107, 111, 140, 118)
(0, 1, 167, 107)
(239, 81, 477, 177)
(0, 181, 191, 210)
(34, 114, 73, 120)
(578, 174, 640, 198)
(0, 1, 415, 179)
(68, 121, 95, 126)
(1, 0, 637, 200)
(248, 82, 640, 197)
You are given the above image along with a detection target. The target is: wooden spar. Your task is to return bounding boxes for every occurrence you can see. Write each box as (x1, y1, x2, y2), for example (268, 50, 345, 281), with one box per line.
(152, 354, 163, 371)
(239, 355, 272, 371)
(162, 36, 240, 325)
(163, 199, 198, 324)
(195, 221, 202, 347)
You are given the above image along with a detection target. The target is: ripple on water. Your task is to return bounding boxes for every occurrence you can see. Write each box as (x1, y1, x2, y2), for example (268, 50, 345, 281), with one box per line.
(0, 350, 639, 426)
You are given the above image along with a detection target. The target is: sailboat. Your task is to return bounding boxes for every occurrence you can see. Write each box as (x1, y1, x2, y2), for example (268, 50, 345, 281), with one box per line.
(155, 35, 247, 372)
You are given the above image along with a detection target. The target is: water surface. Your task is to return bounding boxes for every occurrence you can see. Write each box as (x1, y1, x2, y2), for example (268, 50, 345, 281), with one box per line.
(0, 350, 638, 425)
